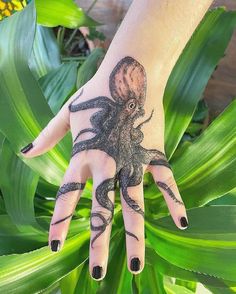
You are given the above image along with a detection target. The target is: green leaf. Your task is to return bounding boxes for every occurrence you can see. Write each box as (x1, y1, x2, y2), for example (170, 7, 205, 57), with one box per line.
(0, 231, 90, 293)
(207, 188, 236, 206)
(0, 214, 47, 255)
(151, 99, 236, 212)
(39, 62, 78, 114)
(185, 122, 203, 137)
(35, 0, 99, 28)
(135, 261, 166, 293)
(0, 139, 43, 233)
(204, 284, 236, 294)
(0, 198, 6, 215)
(0, 131, 5, 155)
(60, 264, 84, 294)
(191, 99, 209, 123)
(165, 281, 195, 294)
(145, 246, 236, 289)
(172, 99, 236, 208)
(73, 260, 99, 294)
(175, 279, 197, 293)
(76, 48, 105, 89)
(98, 229, 133, 294)
(29, 25, 61, 80)
(146, 206, 236, 281)
(0, 213, 88, 255)
(0, 0, 71, 185)
(164, 8, 236, 158)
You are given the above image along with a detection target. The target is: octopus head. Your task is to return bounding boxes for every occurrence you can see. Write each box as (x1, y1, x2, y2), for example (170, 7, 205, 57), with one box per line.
(109, 56, 147, 108)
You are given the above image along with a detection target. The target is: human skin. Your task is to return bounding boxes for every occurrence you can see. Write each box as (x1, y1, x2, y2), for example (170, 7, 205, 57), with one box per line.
(20, 0, 214, 281)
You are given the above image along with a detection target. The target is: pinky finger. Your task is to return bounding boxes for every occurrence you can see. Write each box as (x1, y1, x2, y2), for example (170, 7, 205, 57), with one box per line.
(149, 163, 189, 230)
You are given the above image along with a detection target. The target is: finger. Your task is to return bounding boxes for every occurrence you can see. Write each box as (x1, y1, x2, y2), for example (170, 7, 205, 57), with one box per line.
(149, 153, 189, 230)
(20, 100, 71, 158)
(48, 155, 89, 252)
(119, 164, 145, 275)
(89, 153, 117, 281)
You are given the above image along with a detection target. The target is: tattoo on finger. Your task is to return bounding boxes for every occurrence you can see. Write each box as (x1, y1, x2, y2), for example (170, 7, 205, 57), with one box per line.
(51, 181, 86, 226)
(156, 181, 184, 206)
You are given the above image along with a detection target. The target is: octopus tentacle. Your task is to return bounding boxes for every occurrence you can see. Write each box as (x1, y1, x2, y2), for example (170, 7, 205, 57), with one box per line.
(71, 136, 100, 157)
(125, 230, 139, 241)
(90, 176, 116, 248)
(136, 109, 154, 129)
(119, 166, 144, 218)
(69, 96, 117, 112)
(127, 161, 143, 187)
(69, 88, 84, 105)
(135, 145, 171, 169)
(74, 128, 97, 143)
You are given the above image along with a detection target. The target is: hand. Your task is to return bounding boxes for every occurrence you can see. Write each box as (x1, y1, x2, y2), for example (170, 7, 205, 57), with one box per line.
(20, 56, 188, 280)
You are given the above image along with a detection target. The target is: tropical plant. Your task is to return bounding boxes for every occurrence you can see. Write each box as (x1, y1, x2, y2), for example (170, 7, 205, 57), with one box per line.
(0, 1, 235, 293)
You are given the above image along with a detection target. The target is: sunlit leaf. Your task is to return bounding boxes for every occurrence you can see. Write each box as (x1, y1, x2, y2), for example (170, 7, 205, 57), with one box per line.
(146, 206, 236, 281)
(0, 139, 43, 233)
(0, 0, 71, 185)
(164, 8, 236, 158)
(39, 61, 78, 114)
(29, 25, 61, 79)
(35, 0, 98, 28)
(0, 231, 90, 293)
(76, 48, 105, 89)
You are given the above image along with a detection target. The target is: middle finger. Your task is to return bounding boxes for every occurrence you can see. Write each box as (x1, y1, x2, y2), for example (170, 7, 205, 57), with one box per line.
(119, 163, 146, 275)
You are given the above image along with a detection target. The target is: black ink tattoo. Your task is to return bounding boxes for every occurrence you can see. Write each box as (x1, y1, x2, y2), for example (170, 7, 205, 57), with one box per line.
(51, 182, 86, 226)
(156, 181, 184, 205)
(51, 213, 73, 226)
(67, 56, 176, 248)
(125, 230, 139, 241)
(55, 182, 86, 201)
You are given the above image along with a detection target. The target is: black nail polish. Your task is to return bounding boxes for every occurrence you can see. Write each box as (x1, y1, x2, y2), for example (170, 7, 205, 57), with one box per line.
(20, 143, 33, 153)
(130, 257, 140, 271)
(92, 266, 102, 279)
(180, 217, 188, 227)
(50, 240, 60, 252)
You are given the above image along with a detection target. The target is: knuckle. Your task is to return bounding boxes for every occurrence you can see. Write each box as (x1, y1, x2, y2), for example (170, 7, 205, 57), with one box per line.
(40, 124, 51, 139)
(163, 174, 176, 189)
(157, 171, 176, 189)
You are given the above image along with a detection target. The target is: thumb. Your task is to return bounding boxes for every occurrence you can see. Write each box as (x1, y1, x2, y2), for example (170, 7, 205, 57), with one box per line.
(20, 101, 70, 158)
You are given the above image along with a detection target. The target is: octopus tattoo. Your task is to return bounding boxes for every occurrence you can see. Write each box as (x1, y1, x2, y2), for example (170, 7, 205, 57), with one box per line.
(51, 56, 184, 248)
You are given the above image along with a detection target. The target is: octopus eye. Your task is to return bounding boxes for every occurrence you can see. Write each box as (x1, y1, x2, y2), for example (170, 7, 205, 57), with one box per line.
(128, 102, 136, 109)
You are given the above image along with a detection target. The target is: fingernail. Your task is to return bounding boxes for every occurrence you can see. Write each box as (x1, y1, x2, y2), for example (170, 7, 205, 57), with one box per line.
(20, 143, 33, 153)
(130, 257, 140, 271)
(92, 266, 102, 279)
(180, 216, 188, 228)
(50, 240, 60, 252)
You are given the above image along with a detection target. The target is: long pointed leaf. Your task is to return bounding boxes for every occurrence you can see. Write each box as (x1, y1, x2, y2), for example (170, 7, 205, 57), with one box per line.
(145, 246, 236, 288)
(0, 139, 42, 233)
(0, 0, 71, 185)
(146, 206, 236, 281)
(149, 99, 236, 211)
(29, 25, 61, 79)
(0, 231, 90, 293)
(39, 61, 78, 114)
(164, 8, 236, 158)
(172, 99, 236, 208)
